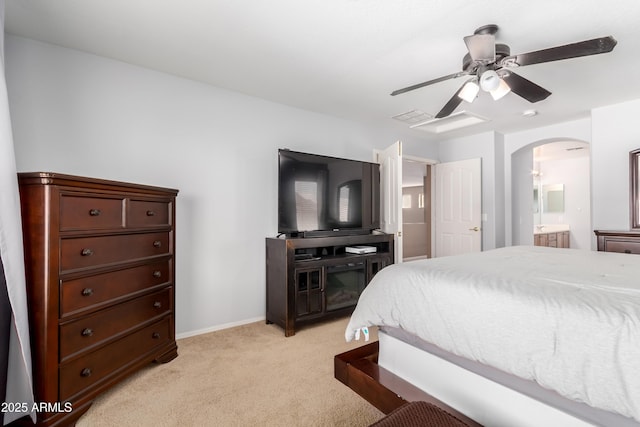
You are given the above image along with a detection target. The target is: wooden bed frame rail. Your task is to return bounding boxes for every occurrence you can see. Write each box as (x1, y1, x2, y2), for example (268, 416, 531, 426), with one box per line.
(334, 341, 482, 426)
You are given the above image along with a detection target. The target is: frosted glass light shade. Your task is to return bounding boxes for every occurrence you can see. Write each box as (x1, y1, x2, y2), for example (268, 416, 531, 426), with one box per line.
(479, 70, 501, 92)
(458, 81, 480, 103)
(490, 78, 511, 100)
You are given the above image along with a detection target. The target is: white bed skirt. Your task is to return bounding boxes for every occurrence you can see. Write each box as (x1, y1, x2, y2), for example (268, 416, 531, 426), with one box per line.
(377, 329, 639, 427)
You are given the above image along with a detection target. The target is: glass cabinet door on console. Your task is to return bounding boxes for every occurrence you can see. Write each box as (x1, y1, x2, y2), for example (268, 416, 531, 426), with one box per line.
(368, 256, 391, 281)
(295, 268, 323, 317)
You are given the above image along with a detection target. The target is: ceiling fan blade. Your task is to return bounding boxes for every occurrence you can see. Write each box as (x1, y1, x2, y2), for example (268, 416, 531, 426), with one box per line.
(391, 71, 466, 96)
(434, 83, 467, 118)
(500, 71, 551, 103)
(464, 34, 496, 62)
(500, 36, 617, 67)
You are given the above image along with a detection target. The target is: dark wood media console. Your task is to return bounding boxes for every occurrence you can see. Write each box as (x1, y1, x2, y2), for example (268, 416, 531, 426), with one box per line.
(265, 233, 394, 336)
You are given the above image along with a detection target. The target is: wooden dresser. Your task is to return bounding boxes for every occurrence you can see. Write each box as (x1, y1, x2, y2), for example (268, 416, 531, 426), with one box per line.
(17, 172, 178, 426)
(594, 230, 640, 254)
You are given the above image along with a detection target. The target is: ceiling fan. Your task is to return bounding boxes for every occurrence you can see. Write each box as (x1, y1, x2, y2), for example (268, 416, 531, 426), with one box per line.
(391, 25, 617, 119)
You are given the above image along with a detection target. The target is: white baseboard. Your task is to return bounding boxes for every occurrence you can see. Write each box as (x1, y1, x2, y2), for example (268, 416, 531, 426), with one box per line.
(176, 316, 266, 340)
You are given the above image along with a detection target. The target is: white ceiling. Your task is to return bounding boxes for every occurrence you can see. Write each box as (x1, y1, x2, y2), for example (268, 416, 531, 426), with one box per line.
(5, 1, 640, 143)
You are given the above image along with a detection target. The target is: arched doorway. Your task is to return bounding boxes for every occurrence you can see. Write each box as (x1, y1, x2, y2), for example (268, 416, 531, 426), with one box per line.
(512, 139, 591, 249)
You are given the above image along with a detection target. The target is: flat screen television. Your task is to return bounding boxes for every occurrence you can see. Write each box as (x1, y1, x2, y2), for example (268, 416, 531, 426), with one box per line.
(278, 149, 380, 237)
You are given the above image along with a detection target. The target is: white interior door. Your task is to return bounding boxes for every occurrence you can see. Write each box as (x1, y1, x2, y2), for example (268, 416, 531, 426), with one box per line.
(376, 141, 403, 263)
(434, 158, 482, 257)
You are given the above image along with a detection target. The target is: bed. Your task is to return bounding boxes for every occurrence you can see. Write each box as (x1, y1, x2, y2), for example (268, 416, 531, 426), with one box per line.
(336, 246, 640, 426)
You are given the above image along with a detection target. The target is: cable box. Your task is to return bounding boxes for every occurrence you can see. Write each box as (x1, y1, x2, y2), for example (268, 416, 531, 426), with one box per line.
(345, 245, 377, 254)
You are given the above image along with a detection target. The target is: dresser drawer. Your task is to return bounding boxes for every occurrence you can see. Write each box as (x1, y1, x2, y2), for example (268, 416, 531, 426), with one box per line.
(60, 194, 124, 231)
(128, 199, 171, 227)
(61, 232, 170, 271)
(59, 317, 171, 401)
(602, 240, 640, 254)
(60, 260, 171, 317)
(60, 287, 172, 360)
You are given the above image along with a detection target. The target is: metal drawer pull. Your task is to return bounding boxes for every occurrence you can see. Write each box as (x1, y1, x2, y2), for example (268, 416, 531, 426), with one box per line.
(153, 240, 162, 248)
(153, 271, 162, 278)
(152, 332, 161, 339)
(80, 368, 92, 377)
(153, 301, 162, 308)
(81, 328, 93, 337)
(89, 209, 101, 216)
(146, 210, 156, 216)
(81, 248, 93, 256)
(81, 288, 93, 296)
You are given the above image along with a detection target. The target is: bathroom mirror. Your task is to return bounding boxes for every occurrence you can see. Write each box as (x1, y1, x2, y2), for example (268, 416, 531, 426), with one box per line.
(542, 184, 564, 213)
(631, 148, 640, 229)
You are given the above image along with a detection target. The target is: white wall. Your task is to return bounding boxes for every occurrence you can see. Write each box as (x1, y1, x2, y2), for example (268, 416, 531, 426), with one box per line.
(403, 107, 639, 253)
(591, 99, 640, 231)
(511, 146, 534, 246)
(5, 35, 433, 336)
(537, 155, 591, 249)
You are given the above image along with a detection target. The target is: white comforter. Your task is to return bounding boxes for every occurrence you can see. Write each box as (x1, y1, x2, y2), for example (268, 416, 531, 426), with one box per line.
(345, 246, 640, 422)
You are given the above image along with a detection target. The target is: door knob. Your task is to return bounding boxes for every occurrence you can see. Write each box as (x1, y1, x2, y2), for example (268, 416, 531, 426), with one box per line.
(469, 226, 480, 232)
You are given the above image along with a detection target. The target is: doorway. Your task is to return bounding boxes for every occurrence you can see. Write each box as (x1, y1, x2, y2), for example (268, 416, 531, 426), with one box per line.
(375, 142, 436, 263)
(377, 142, 481, 261)
(512, 139, 591, 249)
(402, 158, 431, 261)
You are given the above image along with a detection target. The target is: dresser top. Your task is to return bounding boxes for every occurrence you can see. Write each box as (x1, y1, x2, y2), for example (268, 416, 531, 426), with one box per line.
(18, 172, 179, 195)
(594, 229, 640, 236)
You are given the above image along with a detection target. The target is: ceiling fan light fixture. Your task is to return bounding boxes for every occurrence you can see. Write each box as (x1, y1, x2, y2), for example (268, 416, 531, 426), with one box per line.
(458, 81, 480, 103)
(479, 69, 501, 92)
(489, 78, 511, 100)
(390, 25, 617, 120)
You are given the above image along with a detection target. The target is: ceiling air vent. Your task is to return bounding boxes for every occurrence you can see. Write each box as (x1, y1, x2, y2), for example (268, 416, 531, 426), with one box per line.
(409, 111, 490, 133)
(391, 110, 433, 124)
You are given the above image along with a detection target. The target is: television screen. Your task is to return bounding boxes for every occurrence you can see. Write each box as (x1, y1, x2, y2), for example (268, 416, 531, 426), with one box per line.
(278, 150, 380, 236)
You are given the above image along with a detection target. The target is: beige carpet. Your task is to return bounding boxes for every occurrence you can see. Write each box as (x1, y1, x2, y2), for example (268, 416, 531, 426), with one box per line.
(76, 317, 383, 427)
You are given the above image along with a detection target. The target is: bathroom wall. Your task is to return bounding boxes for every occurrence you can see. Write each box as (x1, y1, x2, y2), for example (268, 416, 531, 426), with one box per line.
(536, 154, 591, 249)
(402, 185, 428, 259)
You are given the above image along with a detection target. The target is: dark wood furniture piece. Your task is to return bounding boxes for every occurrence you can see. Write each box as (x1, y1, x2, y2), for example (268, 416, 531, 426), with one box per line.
(17, 172, 178, 427)
(334, 342, 481, 426)
(266, 233, 393, 336)
(534, 230, 569, 248)
(594, 230, 640, 254)
(631, 148, 640, 229)
(592, 150, 640, 255)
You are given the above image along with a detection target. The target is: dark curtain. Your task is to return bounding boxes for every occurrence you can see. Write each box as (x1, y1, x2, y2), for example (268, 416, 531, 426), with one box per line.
(0, 256, 10, 425)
